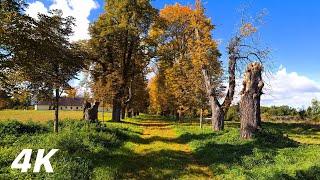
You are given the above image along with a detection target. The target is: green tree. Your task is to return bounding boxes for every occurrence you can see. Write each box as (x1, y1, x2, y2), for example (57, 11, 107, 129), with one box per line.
(28, 11, 85, 132)
(89, 0, 157, 122)
(0, 0, 34, 87)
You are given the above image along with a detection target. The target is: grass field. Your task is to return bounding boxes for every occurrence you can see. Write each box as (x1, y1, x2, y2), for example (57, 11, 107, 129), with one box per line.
(0, 110, 111, 122)
(0, 113, 320, 179)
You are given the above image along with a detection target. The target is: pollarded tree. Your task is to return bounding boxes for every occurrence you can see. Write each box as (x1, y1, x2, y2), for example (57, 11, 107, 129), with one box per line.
(240, 62, 264, 139)
(192, 0, 269, 131)
(89, 0, 157, 122)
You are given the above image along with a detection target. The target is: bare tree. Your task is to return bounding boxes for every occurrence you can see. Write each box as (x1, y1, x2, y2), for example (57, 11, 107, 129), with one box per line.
(205, 9, 270, 131)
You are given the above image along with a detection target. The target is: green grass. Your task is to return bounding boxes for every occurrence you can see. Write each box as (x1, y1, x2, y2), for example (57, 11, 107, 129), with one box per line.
(174, 121, 320, 179)
(0, 118, 143, 179)
(0, 114, 320, 179)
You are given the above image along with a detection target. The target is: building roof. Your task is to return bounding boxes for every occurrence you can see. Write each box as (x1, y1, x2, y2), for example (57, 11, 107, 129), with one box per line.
(37, 97, 84, 106)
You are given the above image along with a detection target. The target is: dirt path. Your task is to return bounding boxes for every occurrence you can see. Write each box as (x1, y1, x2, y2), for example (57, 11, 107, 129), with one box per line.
(124, 120, 213, 179)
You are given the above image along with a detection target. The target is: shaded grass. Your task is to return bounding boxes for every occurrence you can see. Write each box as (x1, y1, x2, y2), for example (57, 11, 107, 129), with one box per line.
(0, 118, 142, 179)
(174, 121, 320, 180)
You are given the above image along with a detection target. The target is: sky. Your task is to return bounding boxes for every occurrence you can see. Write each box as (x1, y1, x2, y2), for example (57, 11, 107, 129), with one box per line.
(25, 0, 320, 108)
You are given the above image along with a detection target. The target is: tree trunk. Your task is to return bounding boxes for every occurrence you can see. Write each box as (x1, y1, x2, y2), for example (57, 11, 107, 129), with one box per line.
(127, 108, 133, 118)
(202, 69, 224, 131)
(222, 57, 236, 114)
(85, 102, 100, 123)
(210, 97, 224, 131)
(121, 106, 126, 119)
(112, 96, 122, 122)
(240, 62, 264, 139)
(54, 88, 59, 133)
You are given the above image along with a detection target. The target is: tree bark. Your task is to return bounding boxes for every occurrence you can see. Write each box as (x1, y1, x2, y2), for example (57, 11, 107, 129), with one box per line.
(54, 88, 59, 133)
(127, 107, 133, 118)
(112, 94, 122, 122)
(240, 62, 264, 139)
(222, 57, 236, 114)
(210, 97, 224, 131)
(202, 69, 224, 131)
(121, 106, 126, 119)
(85, 102, 100, 123)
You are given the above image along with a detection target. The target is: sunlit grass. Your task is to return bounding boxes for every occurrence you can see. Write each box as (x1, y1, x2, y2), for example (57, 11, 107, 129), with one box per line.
(0, 110, 112, 122)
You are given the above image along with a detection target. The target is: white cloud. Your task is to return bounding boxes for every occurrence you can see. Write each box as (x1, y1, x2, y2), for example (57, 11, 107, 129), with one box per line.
(261, 66, 320, 108)
(25, 1, 48, 19)
(26, 0, 99, 41)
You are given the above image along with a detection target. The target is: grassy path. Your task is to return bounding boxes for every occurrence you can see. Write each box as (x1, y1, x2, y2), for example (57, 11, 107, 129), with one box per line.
(121, 119, 212, 179)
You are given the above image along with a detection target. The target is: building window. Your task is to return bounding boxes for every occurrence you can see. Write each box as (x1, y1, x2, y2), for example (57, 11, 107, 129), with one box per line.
(65, 106, 67, 109)
(76, 107, 78, 110)
(70, 107, 73, 110)
(60, 107, 62, 110)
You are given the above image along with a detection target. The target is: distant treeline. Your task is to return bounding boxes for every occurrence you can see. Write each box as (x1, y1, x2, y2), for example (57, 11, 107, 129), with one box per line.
(226, 99, 320, 122)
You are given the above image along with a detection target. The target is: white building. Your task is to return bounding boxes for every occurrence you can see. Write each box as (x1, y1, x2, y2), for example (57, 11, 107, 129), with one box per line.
(35, 98, 84, 111)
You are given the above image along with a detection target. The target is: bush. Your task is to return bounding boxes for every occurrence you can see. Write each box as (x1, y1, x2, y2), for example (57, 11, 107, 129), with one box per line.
(225, 105, 240, 121)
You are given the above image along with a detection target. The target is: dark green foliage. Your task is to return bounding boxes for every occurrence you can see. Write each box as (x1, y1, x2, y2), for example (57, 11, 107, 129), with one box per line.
(225, 105, 240, 121)
(261, 105, 298, 117)
(0, 121, 48, 138)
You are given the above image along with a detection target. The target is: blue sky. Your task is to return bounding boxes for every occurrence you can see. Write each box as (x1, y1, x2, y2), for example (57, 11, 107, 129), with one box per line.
(25, 0, 320, 107)
(89, 0, 320, 79)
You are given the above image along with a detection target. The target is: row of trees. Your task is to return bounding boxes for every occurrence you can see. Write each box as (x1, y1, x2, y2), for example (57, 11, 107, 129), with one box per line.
(147, 1, 268, 138)
(1, 0, 268, 138)
(261, 99, 320, 121)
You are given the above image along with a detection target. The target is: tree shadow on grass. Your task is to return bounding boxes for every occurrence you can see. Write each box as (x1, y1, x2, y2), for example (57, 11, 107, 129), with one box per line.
(264, 122, 320, 136)
(111, 149, 211, 179)
(272, 166, 320, 180)
(172, 125, 300, 177)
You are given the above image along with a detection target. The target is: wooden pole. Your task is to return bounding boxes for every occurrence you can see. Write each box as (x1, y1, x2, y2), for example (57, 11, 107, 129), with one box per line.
(200, 109, 203, 129)
(102, 100, 105, 122)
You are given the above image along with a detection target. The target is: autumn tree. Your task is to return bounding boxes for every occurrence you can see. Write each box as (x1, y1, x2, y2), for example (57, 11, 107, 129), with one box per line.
(149, 3, 215, 120)
(89, 0, 157, 122)
(65, 87, 78, 98)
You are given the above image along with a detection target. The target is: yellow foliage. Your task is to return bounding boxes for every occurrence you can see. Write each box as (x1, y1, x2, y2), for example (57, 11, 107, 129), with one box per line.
(240, 23, 257, 37)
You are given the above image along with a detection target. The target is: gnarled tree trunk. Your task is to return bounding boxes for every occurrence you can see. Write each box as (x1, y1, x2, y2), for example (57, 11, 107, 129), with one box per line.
(240, 62, 264, 139)
(84, 102, 100, 123)
(112, 97, 122, 122)
(202, 69, 224, 131)
(210, 97, 224, 131)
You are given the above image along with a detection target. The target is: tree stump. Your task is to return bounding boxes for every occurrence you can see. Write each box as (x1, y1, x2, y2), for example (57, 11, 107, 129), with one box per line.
(240, 62, 264, 139)
(83, 101, 91, 120)
(84, 102, 100, 123)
